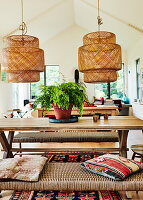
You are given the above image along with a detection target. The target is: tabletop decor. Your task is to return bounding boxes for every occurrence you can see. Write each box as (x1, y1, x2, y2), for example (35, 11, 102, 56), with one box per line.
(1, 0, 44, 82)
(78, 0, 122, 83)
(93, 115, 99, 122)
(33, 81, 87, 119)
(49, 116, 78, 123)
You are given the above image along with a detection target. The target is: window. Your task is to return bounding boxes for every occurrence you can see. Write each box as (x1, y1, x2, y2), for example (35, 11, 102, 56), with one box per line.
(136, 59, 140, 99)
(30, 72, 45, 99)
(30, 65, 60, 99)
(45, 65, 60, 86)
(1, 72, 7, 82)
(94, 64, 124, 99)
(13, 83, 19, 108)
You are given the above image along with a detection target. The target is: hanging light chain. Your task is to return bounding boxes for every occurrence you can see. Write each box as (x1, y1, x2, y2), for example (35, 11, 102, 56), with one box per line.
(97, 0, 103, 31)
(19, 0, 27, 35)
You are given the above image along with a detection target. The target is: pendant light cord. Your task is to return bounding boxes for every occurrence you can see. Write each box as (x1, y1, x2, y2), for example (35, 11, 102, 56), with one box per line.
(97, 0, 103, 31)
(19, 0, 27, 35)
(21, 0, 24, 31)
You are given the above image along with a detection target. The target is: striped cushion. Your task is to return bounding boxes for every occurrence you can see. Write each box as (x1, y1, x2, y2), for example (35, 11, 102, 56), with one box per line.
(81, 154, 143, 181)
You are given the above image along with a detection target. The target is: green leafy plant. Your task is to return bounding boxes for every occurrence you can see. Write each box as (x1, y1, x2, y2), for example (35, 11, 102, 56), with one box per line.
(33, 81, 87, 116)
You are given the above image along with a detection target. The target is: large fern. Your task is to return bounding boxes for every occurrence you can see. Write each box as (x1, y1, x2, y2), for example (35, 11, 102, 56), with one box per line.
(33, 82, 87, 116)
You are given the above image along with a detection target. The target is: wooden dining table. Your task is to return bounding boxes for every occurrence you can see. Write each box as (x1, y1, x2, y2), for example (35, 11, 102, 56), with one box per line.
(0, 116, 142, 159)
(37, 105, 118, 117)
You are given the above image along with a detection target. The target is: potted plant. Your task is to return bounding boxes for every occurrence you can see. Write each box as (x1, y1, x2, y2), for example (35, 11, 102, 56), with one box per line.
(33, 81, 87, 119)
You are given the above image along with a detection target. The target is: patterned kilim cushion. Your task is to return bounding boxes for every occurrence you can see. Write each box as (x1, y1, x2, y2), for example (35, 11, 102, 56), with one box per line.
(0, 156, 47, 182)
(81, 154, 143, 181)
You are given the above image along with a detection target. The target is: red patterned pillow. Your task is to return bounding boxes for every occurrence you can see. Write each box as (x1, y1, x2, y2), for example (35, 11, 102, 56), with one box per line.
(81, 154, 143, 181)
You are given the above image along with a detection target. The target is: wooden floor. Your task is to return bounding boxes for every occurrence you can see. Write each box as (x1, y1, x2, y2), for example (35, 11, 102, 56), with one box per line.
(0, 130, 143, 200)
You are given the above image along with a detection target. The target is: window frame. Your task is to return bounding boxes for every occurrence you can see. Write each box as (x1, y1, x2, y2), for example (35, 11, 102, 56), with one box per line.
(30, 65, 60, 99)
(94, 63, 125, 99)
(136, 58, 140, 100)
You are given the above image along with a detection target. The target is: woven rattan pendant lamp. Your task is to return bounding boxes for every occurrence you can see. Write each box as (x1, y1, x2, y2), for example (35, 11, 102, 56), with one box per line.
(78, 0, 122, 83)
(1, 0, 44, 82)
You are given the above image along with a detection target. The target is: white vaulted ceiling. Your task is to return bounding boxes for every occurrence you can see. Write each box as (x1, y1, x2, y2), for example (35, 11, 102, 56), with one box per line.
(0, 0, 143, 49)
(74, 0, 143, 49)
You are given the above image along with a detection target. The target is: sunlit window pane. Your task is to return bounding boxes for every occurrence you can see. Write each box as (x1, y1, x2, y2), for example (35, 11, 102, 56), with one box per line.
(30, 65, 60, 99)
(46, 65, 60, 86)
(30, 72, 44, 99)
(94, 64, 124, 99)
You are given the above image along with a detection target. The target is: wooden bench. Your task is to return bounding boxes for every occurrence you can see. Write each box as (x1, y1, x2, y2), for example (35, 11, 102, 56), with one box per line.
(13, 130, 119, 143)
(0, 163, 142, 191)
(12, 130, 119, 155)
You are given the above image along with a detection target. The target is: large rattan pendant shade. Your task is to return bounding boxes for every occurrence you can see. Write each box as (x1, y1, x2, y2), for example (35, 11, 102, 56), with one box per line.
(2, 35, 44, 82)
(78, 31, 122, 83)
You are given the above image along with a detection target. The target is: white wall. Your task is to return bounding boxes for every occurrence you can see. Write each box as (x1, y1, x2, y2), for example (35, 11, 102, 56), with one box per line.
(0, 37, 3, 81)
(0, 37, 14, 117)
(132, 103, 143, 120)
(18, 83, 30, 108)
(127, 36, 143, 119)
(128, 37, 143, 102)
(122, 49, 128, 95)
(0, 82, 13, 117)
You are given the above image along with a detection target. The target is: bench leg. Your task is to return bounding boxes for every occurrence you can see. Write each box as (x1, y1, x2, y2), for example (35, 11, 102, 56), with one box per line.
(118, 130, 128, 158)
(19, 142, 22, 157)
(126, 191, 132, 199)
(0, 191, 2, 198)
(0, 131, 14, 158)
(132, 152, 136, 160)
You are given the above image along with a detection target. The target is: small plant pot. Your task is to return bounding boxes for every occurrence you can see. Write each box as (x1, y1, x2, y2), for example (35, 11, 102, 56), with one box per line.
(84, 102, 89, 107)
(52, 104, 73, 119)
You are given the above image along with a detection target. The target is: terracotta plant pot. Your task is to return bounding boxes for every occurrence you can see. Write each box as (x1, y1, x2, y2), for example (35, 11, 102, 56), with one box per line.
(52, 104, 73, 119)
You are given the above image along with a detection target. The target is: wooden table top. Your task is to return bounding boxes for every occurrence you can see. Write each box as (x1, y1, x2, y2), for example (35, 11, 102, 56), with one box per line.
(0, 116, 142, 131)
(7, 109, 22, 112)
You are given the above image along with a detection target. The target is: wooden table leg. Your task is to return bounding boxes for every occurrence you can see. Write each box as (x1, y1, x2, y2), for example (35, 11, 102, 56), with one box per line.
(118, 130, 128, 158)
(0, 131, 14, 159)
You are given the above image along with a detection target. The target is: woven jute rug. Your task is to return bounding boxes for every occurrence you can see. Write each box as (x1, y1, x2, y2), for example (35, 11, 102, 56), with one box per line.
(10, 153, 122, 200)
